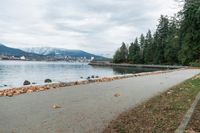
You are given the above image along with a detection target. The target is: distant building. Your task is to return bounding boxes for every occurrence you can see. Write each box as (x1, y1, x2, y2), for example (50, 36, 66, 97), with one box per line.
(20, 56, 26, 60)
(91, 57, 94, 61)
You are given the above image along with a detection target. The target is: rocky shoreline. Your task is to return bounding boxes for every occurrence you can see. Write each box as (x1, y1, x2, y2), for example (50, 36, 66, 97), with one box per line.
(0, 69, 183, 97)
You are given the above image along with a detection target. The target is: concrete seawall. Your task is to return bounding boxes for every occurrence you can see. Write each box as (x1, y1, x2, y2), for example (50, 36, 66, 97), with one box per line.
(89, 61, 185, 69)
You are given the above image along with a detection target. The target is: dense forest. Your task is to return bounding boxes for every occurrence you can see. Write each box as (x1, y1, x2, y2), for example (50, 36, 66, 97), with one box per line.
(113, 0, 200, 66)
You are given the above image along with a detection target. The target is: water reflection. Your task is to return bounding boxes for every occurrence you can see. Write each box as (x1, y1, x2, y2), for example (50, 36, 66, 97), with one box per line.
(112, 66, 159, 74)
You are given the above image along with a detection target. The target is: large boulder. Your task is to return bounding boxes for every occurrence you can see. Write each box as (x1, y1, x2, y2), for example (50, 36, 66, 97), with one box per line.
(23, 80, 31, 85)
(44, 79, 52, 83)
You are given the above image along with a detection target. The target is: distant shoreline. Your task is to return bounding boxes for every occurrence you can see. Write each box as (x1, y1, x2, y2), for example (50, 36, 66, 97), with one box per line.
(0, 59, 91, 63)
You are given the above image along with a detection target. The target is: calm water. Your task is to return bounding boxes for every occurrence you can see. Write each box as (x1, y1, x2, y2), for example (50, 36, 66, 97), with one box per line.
(0, 61, 159, 89)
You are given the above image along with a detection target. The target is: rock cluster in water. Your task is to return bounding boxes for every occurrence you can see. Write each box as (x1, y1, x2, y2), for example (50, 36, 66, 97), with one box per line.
(0, 69, 178, 97)
(0, 84, 7, 87)
(23, 80, 31, 85)
(44, 79, 52, 83)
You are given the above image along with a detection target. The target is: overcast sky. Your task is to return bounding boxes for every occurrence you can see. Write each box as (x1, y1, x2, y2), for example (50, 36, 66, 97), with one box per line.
(0, 0, 182, 57)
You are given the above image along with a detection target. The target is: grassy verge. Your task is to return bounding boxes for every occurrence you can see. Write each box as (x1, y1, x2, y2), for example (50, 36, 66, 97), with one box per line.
(186, 98, 200, 132)
(103, 74, 200, 133)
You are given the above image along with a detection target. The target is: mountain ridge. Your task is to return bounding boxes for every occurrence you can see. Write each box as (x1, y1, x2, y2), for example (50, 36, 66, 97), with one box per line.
(0, 44, 43, 58)
(22, 47, 103, 59)
(0, 43, 105, 60)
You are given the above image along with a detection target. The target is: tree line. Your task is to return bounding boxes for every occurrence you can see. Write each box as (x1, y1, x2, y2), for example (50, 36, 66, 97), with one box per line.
(113, 0, 200, 65)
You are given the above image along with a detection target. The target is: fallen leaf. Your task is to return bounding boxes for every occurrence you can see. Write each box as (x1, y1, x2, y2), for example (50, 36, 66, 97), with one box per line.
(114, 93, 121, 97)
(52, 104, 61, 109)
(185, 129, 197, 133)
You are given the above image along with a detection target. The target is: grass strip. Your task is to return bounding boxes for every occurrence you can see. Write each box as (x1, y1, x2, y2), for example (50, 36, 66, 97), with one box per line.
(103, 74, 200, 133)
(185, 98, 200, 133)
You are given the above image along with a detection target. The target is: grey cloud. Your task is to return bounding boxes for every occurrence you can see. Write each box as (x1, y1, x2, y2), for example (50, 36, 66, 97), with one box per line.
(0, 0, 181, 57)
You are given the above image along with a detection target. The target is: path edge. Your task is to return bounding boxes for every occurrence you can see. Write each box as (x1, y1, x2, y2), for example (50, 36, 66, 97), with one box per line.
(175, 91, 200, 133)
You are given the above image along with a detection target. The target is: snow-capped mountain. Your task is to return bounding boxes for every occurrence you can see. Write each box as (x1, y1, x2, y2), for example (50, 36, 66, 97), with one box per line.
(0, 43, 106, 60)
(22, 47, 63, 55)
(0, 43, 45, 60)
(22, 47, 104, 59)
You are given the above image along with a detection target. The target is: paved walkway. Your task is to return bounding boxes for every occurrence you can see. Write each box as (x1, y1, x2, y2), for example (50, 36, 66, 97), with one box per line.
(0, 69, 199, 133)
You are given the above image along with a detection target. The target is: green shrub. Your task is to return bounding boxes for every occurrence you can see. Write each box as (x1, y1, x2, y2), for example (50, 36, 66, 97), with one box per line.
(190, 60, 200, 67)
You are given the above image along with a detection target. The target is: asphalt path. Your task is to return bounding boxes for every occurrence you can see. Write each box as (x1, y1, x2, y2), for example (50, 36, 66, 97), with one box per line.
(0, 69, 199, 133)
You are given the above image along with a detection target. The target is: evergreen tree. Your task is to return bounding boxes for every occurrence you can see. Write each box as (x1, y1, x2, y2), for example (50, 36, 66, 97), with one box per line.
(113, 0, 200, 66)
(144, 30, 154, 64)
(128, 38, 141, 64)
(154, 15, 169, 64)
(113, 49, 121, 63)
(178, 0, 200, 65)
(139, 34, 145, 63)
(113, 42, 128, 63)
(128, 42, 134, 63)
(164, 17, 180, 64)
(152, 31, 159, 64)
(120, 42, 129, 62)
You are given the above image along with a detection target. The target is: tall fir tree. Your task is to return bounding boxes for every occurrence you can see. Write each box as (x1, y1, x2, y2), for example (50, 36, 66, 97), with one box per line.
(178, 0, 200, 65)
(113, 49, 121, 63)
(144, 30, 154, 64)
(139, 34, 145, 63)
(128, 38, 141, 64)
(113, 0, 200, 66)
(154, 15, 169, 64)
(120, 42, 129, 62)
(113, 42, 128, 63)
(164, 17, 180, 64)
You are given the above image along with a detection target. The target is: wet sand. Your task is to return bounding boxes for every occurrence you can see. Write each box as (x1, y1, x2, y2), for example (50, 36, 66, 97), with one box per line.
(0, 69, 199, 133)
